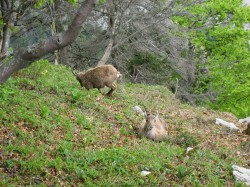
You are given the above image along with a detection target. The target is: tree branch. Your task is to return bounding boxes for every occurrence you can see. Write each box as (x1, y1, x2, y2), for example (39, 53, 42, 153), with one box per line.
(0, 0, 99, 84)
(96, 0, 117, 67)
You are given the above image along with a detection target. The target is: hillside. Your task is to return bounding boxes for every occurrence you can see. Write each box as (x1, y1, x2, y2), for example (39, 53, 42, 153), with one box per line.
(0, 61, 249, 186)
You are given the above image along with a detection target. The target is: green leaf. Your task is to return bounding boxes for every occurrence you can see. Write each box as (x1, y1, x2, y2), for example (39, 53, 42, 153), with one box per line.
(34, 0, 46, 8)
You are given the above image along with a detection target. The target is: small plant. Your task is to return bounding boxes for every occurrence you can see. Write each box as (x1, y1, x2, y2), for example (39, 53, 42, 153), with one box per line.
(240, 140, 250, 152)
(176, 165, 189, 179)
(174, 132, 198, 147)
(0, 88, 10, 101)
(76, 116, 92, 130)
(120, 127, 131, 136)
(40, 104, 50, 118)
(71, 89, 82, 103)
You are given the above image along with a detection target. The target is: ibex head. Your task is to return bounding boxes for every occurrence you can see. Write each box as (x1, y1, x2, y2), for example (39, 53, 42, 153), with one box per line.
(135, 105, 169, 141)
(144, 107, 159, 131)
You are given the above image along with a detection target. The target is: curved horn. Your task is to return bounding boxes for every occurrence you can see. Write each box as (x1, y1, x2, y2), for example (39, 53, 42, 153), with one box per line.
(71, 64, 79, 77)
(142, 104, 149, 117)
(71, 69, 77, 77)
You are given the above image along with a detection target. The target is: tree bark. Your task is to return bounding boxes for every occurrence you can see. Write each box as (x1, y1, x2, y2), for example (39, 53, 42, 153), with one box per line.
(96, 0, 116, 67)
(0, 0, 15, 59)
(1, 22, 11, 54)
(48, 0, 59, 65)
(96, 18, 117, 67)
(54, 0, 68, 65)
(0, 0, 98, 84)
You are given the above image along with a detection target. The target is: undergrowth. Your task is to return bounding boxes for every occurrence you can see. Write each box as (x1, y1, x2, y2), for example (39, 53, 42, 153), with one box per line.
(0, 60, 249, 186)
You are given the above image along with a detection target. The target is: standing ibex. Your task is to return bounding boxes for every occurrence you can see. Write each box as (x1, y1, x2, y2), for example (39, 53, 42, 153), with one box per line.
(72, 65, 121, 96)
(134, 106, 169, 141)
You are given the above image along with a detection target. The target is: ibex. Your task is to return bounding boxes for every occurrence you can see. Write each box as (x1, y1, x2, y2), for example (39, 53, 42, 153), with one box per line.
(134, 106, 169, 141)
(72, 65, 121, 96)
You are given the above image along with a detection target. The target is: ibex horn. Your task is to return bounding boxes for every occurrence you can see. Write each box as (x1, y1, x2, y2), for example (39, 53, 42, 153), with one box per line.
(142, 104, 149, 117)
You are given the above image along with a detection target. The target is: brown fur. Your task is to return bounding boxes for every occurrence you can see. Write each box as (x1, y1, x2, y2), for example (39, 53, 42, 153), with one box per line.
(74, 65, 121, 96)
(138, 109, 169, 141)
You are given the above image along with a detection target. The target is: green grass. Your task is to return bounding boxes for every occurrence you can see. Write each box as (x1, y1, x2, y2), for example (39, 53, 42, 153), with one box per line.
(0, 60, 248, 186)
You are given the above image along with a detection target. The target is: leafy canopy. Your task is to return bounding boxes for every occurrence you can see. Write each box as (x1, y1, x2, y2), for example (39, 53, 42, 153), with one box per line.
(175, 0, 250, 117)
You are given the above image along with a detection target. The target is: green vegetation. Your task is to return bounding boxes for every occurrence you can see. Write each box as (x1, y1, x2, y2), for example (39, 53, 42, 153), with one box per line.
(0, 61, 248, 186)
(189, 0, 250, 118)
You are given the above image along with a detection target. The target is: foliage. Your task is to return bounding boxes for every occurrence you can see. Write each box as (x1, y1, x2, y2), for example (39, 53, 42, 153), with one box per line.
(67, 0, 79, 4)
(176, 0, 250, 118)
(0, 61, 248, 186)
(34, 0, 46, 8)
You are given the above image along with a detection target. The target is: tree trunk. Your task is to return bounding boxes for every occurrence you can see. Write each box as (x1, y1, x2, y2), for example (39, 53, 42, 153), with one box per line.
(96, 29, 115, 67)
(1, 23, 11, 54)
(96, 0, 117, 67)
(48, 0, 59, 65)
(0, 0, 98, 84)
(54, 0, 68, 65)
(0, 0, 15, 59)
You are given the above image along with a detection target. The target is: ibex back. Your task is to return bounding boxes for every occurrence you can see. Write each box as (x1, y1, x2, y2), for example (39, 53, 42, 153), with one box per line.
(72, 65, 121, 96)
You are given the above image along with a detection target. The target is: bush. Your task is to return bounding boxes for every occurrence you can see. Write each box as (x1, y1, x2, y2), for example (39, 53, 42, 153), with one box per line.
(174, 132, 198, 148)
(127, 52, 180, 86)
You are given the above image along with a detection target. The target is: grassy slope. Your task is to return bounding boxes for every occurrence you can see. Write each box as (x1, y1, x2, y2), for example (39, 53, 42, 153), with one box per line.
(0, 61, 249, 187)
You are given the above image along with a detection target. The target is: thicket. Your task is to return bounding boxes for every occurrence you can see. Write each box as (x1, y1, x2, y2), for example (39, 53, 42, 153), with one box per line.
(127, 52, 180, 87)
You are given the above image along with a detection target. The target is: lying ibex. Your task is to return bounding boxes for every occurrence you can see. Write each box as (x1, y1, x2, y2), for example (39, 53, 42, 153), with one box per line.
(134, 106, 169, 141)
(72, 65, 121, 96)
